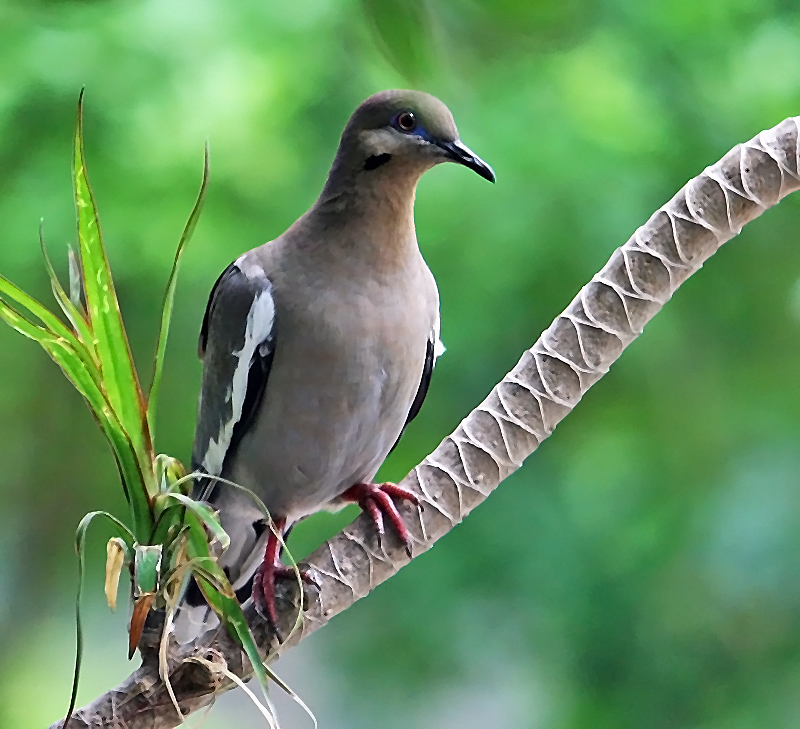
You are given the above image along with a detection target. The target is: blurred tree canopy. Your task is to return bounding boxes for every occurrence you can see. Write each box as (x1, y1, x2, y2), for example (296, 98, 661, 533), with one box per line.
(2, 1, 800, 727)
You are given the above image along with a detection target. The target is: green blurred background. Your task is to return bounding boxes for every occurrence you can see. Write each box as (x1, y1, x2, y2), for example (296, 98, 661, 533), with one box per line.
(3, 0, 800, 727)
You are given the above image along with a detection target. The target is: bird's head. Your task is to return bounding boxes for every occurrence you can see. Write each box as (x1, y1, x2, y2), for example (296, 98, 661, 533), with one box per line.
(337, 90, 495, 184)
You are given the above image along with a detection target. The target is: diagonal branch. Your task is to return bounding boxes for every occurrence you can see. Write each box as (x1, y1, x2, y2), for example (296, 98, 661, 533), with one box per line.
(51, 116, 800, 729)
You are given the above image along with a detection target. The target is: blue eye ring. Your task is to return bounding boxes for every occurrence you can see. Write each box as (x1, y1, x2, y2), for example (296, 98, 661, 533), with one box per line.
(394, 111, 417, 132)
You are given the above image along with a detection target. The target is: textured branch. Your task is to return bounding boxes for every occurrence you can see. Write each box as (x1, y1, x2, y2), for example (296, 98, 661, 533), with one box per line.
(52, 117, 800, 729)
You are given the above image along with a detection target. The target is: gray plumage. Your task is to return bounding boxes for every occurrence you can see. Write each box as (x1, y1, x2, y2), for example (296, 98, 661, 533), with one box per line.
(176, 90, 494, 640)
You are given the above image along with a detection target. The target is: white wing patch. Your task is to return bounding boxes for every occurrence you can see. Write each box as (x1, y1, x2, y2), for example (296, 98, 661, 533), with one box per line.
(201, 288, 275, 476)
(433, 312, 445, 360)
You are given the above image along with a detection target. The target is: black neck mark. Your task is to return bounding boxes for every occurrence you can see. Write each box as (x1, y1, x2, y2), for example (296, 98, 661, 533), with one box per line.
(364, 153, 391, 170)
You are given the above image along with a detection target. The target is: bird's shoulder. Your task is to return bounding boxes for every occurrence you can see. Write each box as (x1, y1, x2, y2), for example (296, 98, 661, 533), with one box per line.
(192, 253, 277, 476)
(202, 233, 440, 354)
(198, 250, 276, 360)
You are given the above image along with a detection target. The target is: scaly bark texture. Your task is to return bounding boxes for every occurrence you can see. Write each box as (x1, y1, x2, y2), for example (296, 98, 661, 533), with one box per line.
(52, 117, 800, 729)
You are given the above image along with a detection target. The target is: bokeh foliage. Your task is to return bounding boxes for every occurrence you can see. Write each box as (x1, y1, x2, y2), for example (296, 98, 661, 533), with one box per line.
(2, 0, 800, 727)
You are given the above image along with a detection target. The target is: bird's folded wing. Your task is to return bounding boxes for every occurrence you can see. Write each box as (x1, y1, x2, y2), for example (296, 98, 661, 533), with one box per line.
(390, 318, 444, 453)
(192, 260, 276, 491)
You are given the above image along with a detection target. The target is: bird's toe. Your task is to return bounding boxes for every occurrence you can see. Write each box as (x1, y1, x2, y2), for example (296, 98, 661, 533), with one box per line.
(342, 481, 419, 556)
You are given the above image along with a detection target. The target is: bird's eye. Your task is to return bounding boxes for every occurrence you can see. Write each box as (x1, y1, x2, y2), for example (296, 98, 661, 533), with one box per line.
(395, 111, 417, 132)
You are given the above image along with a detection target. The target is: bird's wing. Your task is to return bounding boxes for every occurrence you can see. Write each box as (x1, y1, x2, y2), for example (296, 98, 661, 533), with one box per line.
(191, 260, 276, 489)
(176, 260, 276, 642)
(390, 317, 444, 452)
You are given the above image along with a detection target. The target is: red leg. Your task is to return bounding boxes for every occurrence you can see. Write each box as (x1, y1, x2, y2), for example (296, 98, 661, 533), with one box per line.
(252, 518, 317, 634)
(341, 482, 420, 557)
(252, 517, 285, 630)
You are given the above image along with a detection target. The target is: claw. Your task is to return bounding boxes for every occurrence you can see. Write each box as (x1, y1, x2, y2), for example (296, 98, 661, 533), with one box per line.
(297, 569, 320, 590)
(342, 482, 418, 556)
(364, 497, 385, 541)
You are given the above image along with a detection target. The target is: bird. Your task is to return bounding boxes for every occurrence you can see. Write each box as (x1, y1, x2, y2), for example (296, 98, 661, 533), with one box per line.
(175, 89, 495, 641)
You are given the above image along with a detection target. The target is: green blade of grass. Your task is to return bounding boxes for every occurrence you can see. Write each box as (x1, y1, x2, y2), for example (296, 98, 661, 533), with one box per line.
(148, 144, 209, 440)
(92, 415, 152, 542)
(187, 563, 236, 597)
(201, 580, 274, 695)
(154, 492, 230, 552)
(134, 544, 162, 595)
(73, 90, 154, 491)
(0, 298, 104, 402)
(0, 274, 99, 383)
(150, 508, 188, 554)
(39, 220, 96, 361)
(0, 298, 152, 539)
(184, 513, 273, 695)
(155, 453, 187, 493)
(64, 511, 136, 729)
(173, 474, 304, 643)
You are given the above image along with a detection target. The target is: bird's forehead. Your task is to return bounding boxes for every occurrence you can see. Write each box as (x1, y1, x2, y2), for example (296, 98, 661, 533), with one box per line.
(349, 90, 459, 141)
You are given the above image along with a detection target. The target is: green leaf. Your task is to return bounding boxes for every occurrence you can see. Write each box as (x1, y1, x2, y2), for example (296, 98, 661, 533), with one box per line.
(101, 427, 153, 543)
(187, 563, 236, 597)
(134, 544, 162, 596)
(154, 453, 188, 493)
(148, 144, 209, 439)
(64, 511, 136, 729)
(39, 220, 96, 362)
(150, 509, 188, 555)
(0, 298, 106, 409)
(202, 580, 274, 697)
(154, 492, 230, 552)
(184, 513, 273, 695)
(73, 90, 154, 494)
(0, 272, 99, 382)
(0, 297, 152, 540)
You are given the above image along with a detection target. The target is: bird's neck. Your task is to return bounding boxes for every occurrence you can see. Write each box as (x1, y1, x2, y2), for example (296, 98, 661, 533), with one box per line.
(298, 162, 424, 272)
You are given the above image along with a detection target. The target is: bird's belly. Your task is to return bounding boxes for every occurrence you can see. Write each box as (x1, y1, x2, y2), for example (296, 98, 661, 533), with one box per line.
(228, 331, 423, 521)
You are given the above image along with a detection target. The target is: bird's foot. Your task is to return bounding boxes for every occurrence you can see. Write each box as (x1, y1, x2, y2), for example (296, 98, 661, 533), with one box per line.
(341, 482, 420, 557)
(252, 519, 317, 638)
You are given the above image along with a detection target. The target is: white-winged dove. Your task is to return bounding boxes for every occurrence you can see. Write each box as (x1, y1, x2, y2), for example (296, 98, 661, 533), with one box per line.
(176, 90, 494, 641)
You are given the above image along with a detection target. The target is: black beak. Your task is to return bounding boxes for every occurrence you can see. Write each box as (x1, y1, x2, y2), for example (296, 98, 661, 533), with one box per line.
(438, 139, 496, 183)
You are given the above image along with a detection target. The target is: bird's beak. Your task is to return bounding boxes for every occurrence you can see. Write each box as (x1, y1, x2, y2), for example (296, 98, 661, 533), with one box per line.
(437, 139, 496, 183)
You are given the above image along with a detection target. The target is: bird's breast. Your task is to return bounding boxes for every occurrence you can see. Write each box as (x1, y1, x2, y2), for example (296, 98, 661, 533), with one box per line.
(229, 259, 438, 520)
